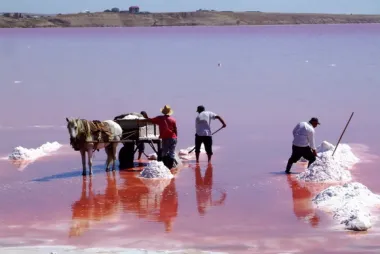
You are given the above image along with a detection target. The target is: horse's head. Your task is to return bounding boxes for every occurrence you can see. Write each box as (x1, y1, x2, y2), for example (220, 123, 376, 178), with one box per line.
(66, 117, 79, 141)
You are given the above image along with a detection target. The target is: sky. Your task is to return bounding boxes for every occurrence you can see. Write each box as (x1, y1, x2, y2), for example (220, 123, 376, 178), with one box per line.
(2, 0, 380, 15)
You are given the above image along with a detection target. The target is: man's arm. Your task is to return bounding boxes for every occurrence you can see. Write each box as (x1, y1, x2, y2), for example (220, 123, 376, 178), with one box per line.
(292, 124, 299, 136)
(215, 115, 227, 128)
(173, 121, 178, 136)
(308, 129, 317, 154)
(138, 117, 156, 125)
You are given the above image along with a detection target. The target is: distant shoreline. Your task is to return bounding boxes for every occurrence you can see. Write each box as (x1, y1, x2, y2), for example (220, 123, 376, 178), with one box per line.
(1, 11, 380, 28)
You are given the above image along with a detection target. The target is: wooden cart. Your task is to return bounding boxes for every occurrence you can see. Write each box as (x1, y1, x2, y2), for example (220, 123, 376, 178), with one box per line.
(114, 118, 162, 169)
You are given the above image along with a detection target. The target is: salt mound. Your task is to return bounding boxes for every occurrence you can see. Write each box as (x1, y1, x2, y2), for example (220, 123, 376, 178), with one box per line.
(178, 144, 206, 156)
(140, 161, 173, 179)
(297, 141, 359, 182)
(8, 142, 62, 161)
(122, 114, 144, 120)
(313, 182, 380, 231)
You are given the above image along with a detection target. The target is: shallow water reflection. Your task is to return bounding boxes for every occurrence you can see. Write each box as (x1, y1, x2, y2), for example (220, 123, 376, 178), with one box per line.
(286, 174, 320, 228)
(194, 165, 227, 216)
(69, 170, 179, 236)
(68, 164, 228, 237)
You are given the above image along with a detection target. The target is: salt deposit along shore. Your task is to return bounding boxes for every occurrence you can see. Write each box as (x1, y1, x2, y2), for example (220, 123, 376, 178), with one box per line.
(6, 142, 62, 171)
(7, 142, 62, 161)
(295, 141, 380, 231)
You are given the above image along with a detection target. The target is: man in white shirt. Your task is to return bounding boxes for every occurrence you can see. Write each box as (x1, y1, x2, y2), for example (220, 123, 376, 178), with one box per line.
(285, 117, 320, 174)
(195, 105, 226, 164)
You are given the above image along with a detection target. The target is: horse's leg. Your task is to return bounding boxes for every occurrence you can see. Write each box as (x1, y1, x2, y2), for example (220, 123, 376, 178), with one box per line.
(87, 147, 93, 175)
(105, 145, 112, 172)
(80, 149, 86, 176)
(111, 143, 117, 171)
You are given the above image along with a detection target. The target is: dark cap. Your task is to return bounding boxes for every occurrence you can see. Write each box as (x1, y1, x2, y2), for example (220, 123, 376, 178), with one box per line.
(140, 111, 148, 118)
(196, 105, 205, 113)
(309, 117, 321, 125)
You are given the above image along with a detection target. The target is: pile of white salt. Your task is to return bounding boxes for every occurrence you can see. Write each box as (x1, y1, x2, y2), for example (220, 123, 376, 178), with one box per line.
(139, 161, 173, 179)
(121, 113, 145, 120)
(313, 182, 380, 231)
(297, 141, 359, 182)
(178, 144, 207, 160)
(294, 141, 380, 231)
(8, 142, 62, 161)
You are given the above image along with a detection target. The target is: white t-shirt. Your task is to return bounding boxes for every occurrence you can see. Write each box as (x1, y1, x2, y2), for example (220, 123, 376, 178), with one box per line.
(292, 121, 316, 149)
(196, 111, 217, 136)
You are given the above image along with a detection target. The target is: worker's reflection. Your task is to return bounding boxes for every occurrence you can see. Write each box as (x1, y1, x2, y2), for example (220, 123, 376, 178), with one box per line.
(69, 170, 179, 236)
(157, 178, 178, 232)
(286, 174, 320, 227)
(194, 164, 227, 216)
(118, 172, 178, 233)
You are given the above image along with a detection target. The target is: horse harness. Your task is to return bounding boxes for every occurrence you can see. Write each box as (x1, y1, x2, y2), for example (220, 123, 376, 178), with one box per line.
(70, 119, 114, 152)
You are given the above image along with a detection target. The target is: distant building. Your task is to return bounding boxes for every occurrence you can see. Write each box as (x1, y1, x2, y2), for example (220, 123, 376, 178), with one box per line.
(129, 6, 140, 14)
(13, 13, 23, 18)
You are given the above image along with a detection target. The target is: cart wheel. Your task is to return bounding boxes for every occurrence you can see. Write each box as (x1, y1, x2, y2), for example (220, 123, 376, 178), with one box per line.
(119, 143, 135, 169)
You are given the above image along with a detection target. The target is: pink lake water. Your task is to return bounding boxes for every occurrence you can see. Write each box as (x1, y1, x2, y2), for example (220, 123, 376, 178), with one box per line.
(0, 24, 380, 253)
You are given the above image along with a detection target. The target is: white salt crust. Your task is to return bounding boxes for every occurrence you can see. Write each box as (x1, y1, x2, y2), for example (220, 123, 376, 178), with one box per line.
(313, 182, 380, 231)
(297, 141, 359, 183)
(8, 142, 62, 161)
(122, 115, 144, 120)
(140, 161, 173, 179)
(295, 141, 380, 231)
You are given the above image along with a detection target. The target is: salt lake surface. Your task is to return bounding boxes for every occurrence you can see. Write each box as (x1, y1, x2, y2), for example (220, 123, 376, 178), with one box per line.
(0, 24, 380, 253)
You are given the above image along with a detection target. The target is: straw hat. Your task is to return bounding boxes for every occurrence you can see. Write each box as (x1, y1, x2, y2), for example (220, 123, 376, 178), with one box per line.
(161, 105, 173, 115)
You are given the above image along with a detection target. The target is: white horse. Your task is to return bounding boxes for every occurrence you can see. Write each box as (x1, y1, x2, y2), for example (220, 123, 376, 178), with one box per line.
(66, 117, 123, 175)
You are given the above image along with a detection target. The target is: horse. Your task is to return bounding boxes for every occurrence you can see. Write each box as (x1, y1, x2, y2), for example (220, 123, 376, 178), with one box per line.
(66, 117, 123, 175)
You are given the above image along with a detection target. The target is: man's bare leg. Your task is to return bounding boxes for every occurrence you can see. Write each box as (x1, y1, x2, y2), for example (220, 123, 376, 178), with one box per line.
(195, 152, 200, 163)
(207, 154, 212, 164)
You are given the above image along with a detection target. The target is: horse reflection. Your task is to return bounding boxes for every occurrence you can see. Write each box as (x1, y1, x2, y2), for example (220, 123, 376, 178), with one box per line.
(286, 174, 320, 228)
(194, 165, 227, 216)
(69, 171, 178, 236)
(69, 172, 120, 237)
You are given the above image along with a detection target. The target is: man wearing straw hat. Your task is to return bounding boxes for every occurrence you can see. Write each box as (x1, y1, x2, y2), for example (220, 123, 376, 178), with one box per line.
(146, 105, 178, 169)
(285, 117, 320, 174)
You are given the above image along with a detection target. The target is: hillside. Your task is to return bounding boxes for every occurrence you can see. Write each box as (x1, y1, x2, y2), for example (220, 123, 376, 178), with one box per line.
(1, 11, 380, 28)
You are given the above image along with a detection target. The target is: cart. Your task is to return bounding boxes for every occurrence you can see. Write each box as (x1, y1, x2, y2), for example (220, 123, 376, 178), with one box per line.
(114, 118, 161, 169)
